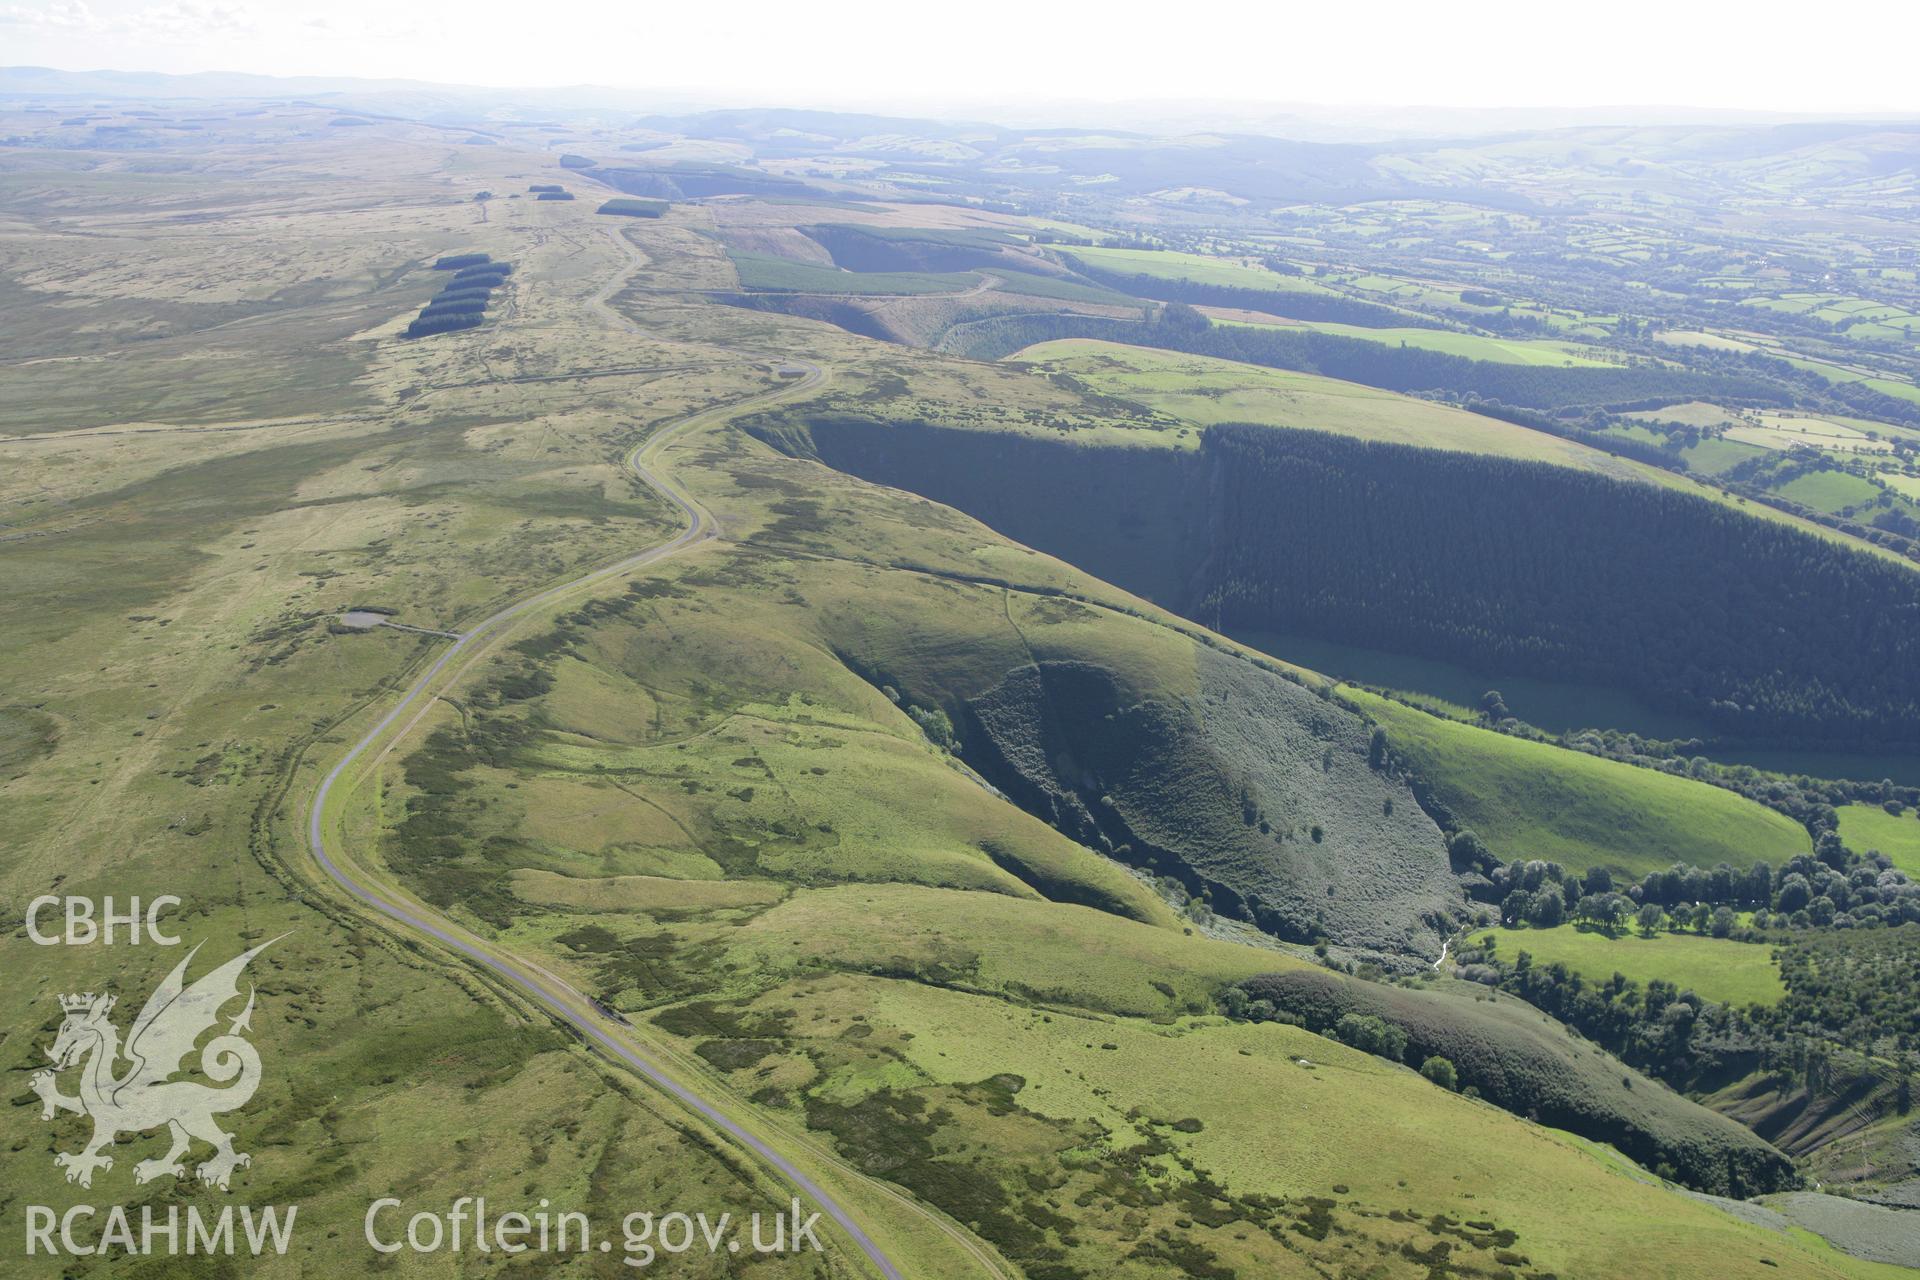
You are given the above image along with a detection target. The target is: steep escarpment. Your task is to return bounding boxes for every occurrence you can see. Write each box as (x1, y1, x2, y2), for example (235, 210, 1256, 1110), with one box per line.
(962, 650, 1463, 956)
(761, 413, 1920, 749)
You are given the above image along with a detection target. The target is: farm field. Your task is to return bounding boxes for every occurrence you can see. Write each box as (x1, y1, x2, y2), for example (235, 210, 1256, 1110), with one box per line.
(1742, 292, 1920, 345)
(1784, 355, 1920, 407)
(1614, 402, 1920, 520)
(1473, 924, 1787, 1008)
(1628, 400, 1749, 428)
(1884, 472, 1920, 501)
(1720, 413, 1902, 455)
(1835, 803, 1920, 876)
(1775, 469, 1887, 514)
(1340, 689, 1812, 876)
(1679, 435, 1771, 474)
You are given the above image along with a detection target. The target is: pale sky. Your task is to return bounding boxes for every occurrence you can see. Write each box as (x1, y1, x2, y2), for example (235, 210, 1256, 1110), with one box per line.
(4, 0, 1919, 114)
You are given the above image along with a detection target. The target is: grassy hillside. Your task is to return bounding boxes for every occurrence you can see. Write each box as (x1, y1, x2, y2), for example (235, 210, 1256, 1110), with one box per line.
(347, 321, 1871, 1274)
(1343, 688, 1811, 875)
(1058, 245, 1339, 294)
(1012, 337, 1644, 466)
(1239, 968, 1794, 1196)
(1474, 924, 1787, 1007)
(963, 648, 1465, 953)
(1835, 802, 1920, 875)
(377, 495, 1462, 959)
(8, 122, 1911, 1280)
(0, 141, 983, 1276)
(1219, 316, 1622, 366)
(345, 498, 1848, 1277)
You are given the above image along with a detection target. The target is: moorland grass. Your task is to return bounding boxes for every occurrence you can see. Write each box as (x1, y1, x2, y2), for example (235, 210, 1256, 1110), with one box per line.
(16, 126, 1902, 1280)
(839, 976, 1873, 1279)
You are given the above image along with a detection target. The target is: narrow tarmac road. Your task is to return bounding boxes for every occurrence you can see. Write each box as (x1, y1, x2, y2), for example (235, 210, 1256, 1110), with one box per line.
(302, 239, 917, 1277)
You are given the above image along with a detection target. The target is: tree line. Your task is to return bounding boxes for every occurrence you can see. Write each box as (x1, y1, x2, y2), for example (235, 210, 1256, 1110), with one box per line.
(1456, 832, 1920, 936)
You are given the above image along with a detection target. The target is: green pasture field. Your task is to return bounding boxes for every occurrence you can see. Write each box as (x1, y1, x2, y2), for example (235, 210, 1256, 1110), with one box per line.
(1474, 924, 1786, 1007)
(1834, 803, 1920, 876)
(1341, 689, 1811, 876)
(1883, 472, 1920, 501)
(1330, 270, 1593, 332)
(1743, 293, 1920, 343)
(1057, 244, 1338, 293)
(1783, 355, 1920, 407)
(1600, 424, 1667, 447)
(1681, 436, 1770, 474)
(1861, 376, 1920, 405)
(1622, 404, 1909, 477)
(1629, 400, 1747, 428)
(1722, 413, 1900, 456)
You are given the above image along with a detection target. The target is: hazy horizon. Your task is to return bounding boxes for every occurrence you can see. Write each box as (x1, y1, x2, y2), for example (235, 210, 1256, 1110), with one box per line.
(4, 0, 1919, 116)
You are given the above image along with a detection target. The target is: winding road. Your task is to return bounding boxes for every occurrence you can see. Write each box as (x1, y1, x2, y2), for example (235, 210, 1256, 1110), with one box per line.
(302, 231, 928, 1278)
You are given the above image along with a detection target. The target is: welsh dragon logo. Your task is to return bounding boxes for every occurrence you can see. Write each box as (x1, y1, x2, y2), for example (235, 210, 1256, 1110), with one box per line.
(31, 940, 278, 1191)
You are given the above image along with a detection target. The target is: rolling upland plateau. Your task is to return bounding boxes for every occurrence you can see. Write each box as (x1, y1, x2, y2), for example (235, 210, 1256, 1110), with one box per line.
(3, 81, 1919, 1279)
